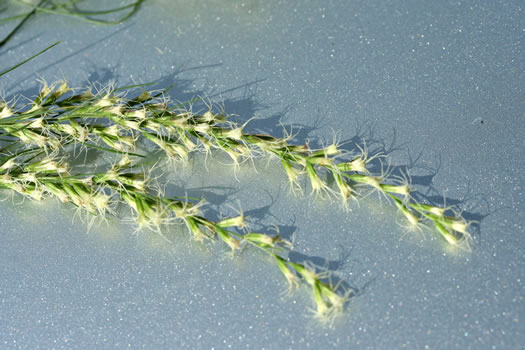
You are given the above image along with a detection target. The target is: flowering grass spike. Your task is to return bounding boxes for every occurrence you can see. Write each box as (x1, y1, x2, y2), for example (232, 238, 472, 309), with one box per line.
(0, 76, 474, 324)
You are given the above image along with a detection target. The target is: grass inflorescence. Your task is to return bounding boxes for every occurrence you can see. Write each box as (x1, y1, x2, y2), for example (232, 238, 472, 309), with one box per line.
(0, 80, 355, 323)
(1, 79, 473, 250)
(0, 74, 474, 323)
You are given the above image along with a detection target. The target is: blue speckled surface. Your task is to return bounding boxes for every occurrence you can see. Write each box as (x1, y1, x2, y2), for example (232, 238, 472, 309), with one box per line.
(0, 1, 524, 348)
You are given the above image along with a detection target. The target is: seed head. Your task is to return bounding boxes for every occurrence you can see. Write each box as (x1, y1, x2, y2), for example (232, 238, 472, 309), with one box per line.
(44, 182, 69, 203)
(333, 172, 354, 203)
(274, 255, 299, 291)
(218, 214, 246, 229)
(143, 120, 162, 132)
(39, 83, 53, 99)
(95, 94, 116, 108)
(403, 208, 420, 228)
(0, 104, 13, 119)
(194, 123, 211, 134)
(115, 155, 132, 170)
(20, 173, 37, 183)
(131, 109, 147, 120)
(450, 218, 470, 235)
(0, 158, 16, 171)
(382, 184, 411, 197)
(216, 226, 241, 252)
(56, 123, 76, 137)
(434, 221, 459, 246)
(323, 143, 339, 156)
(244, 232, 281, 247)
(289, 262, 318, 286)
(338, 157, 368, 173)
(203, 110, 215, 122)
(25, 157, 69, 174)
(185, 217, 209, 242)
(169, 200, 203, 218)
(121, 118, 140, 130)
(305, 161, 330, 197)
(312, 281, 330, 321)
(56, 81, 70, 97)
(223, 127, 244, 141)
(428, 206, 446, 218)
(281, 159, 300, 183)
(318, 282, 349, 312)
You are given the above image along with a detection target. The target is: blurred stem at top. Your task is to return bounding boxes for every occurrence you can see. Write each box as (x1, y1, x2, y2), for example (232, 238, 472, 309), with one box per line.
(0, 0, 144, 47)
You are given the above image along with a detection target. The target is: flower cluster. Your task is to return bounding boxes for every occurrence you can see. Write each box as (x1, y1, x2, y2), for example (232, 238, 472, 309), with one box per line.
(0, 79, 474, 323)
(4, 80, 472, 250)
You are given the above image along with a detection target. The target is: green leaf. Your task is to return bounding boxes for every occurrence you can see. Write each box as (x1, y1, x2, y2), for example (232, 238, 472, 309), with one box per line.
(0, 41, 60, 77)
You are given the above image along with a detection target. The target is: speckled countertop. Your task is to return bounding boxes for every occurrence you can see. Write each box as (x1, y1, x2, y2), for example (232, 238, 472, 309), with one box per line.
(0, 1, 523, 349)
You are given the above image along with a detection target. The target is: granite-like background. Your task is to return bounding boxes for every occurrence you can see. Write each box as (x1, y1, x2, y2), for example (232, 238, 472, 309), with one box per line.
(1, 1, 523, 348)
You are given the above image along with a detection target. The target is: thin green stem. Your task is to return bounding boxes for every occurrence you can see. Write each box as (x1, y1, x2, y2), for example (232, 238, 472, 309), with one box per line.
(14, 0, 144, 25)
(0, 0, 46, 47)
(0, 41, 60, 76)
